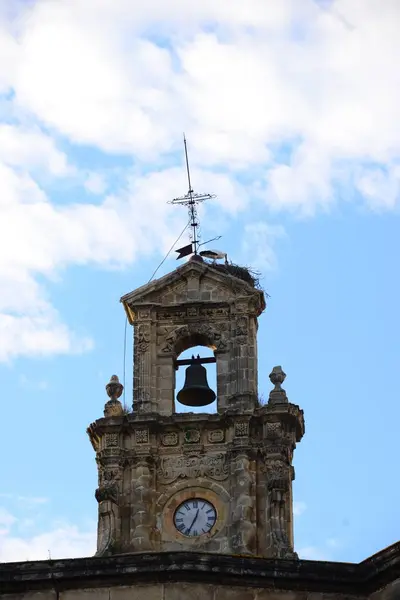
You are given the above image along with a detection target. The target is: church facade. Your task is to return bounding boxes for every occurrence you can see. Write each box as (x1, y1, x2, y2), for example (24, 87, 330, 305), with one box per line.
(1, 256, 399, 599)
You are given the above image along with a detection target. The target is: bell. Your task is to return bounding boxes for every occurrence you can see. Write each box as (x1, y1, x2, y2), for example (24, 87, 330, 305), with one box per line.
(177, 357, 216, 407)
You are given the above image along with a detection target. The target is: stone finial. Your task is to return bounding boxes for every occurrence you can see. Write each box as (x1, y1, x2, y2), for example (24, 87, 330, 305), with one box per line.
(268, 366, 288, 404)
(104, 375, 124, 417)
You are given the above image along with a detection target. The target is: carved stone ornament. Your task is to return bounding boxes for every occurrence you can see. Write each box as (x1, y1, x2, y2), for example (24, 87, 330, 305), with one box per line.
(104, 375, 124, 417)
(135, 429, 149, 444)
(268, 366, 288, 404)
(136, 324, 150, 353)
(208, 429, 224, 443)
(104, 400, 123, 417)
(95, 482, 118, 504)
(235, 315, 247, 336)
(161, 432, 179, 446)
(235, 421, 249, 437)
(100, 469, 119, 484)
(106, 375, 123, 401)
(265, 422, 281, 440)
(265, 460, 289, 490)
(138, 309, 150, 319)
(184, 428, 201, 444)
(157, 453, 229, 484)
(105, 433, 119, 447)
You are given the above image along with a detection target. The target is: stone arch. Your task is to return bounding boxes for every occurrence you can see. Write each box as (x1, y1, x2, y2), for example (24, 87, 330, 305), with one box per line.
(174, 330, 216, 357)
(162, 323, 227, 357)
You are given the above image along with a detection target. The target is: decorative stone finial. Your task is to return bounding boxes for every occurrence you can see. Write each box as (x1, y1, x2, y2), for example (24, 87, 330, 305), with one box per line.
(268, 366, 288, 404)
(104, 375, 124, 417)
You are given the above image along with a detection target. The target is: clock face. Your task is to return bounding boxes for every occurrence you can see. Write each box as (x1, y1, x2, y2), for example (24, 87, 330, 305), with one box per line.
(173, 498, 217, 537)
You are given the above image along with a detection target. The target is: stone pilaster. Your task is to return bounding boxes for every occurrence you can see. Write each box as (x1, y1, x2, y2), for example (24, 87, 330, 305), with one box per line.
(130, 456, 156, 552)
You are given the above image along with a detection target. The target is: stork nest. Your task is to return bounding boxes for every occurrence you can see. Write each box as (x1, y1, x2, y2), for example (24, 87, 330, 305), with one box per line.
(209, 262, 264, 290)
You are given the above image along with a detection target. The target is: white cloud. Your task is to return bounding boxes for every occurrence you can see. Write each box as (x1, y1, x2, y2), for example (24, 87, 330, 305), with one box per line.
(242, 222, 286, 271)
(0, 507, 16, 533)
(293, 501, 307, 517)
(0, 500, 95, 562)
(84, 172, 107, 195)
(0, 523, 96, 562)
(0, 124, 72, 176)
(0, 0, 398, 361)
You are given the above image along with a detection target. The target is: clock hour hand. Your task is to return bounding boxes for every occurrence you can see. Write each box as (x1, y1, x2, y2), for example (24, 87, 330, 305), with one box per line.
(187, 509, 199, 533)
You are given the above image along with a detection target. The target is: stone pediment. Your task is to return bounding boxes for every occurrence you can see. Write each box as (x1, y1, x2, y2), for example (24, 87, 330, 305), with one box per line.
(121, 258, 265, 322)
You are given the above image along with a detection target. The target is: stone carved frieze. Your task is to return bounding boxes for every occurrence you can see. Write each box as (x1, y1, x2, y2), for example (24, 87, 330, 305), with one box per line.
(105, 433, 119, 447)
(265, 422, 281, 440)
(98, 447, 122, 459)
(135, 428, 149, 444)
(208, 429, 224, 443)
(161, 432, 179, 446)
(200, 306, 229, 318)
(157, 308, 186, 321)
(183, 428, 201, 444)
(157, 305, 230, 321)
(157, 453, 229, 484)
(235, 421, 249, 437)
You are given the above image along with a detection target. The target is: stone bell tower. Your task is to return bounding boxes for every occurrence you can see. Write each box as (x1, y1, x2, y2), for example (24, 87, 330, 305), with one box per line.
(87, 256, 304, 558)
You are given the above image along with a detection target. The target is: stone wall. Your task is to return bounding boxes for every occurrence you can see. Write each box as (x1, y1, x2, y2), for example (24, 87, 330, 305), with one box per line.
(1, 547, 399, 600)
(0, 584, 366, 600)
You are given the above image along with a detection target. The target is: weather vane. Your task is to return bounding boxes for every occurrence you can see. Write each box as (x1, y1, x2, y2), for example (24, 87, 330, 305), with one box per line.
(169, 134, 216, 259)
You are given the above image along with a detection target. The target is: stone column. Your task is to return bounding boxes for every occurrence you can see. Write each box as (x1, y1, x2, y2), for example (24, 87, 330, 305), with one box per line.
(157, 356, 175, 415)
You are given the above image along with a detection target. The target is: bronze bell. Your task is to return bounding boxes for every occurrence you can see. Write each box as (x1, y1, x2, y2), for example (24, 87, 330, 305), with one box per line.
(177, 356, 216, 407)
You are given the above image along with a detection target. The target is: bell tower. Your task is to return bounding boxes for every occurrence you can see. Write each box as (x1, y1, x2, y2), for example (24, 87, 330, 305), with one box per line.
(87, 256, 305, 559)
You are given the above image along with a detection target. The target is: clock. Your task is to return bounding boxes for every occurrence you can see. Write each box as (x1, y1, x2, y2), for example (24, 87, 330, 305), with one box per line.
(173, 498, 217, 537)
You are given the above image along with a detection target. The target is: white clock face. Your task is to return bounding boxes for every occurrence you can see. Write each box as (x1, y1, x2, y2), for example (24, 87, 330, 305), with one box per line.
(174, 498, 217, 537)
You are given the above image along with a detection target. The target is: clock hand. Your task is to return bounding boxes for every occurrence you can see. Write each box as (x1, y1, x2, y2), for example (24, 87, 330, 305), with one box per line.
(187, 509, 199, 533)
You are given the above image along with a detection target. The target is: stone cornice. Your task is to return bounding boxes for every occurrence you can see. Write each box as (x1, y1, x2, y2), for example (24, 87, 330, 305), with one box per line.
(120, 259, 266, 324)
(1, 546, 399, 596)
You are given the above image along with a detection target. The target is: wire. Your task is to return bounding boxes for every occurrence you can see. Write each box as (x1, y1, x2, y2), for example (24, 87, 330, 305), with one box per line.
(122, 219, 191, 408)
(148, 220, 190, 283)
(123, 314, 128, 409)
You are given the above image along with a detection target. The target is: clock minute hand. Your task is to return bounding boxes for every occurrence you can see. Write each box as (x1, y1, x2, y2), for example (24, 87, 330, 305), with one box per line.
(187, 509, 199, 533)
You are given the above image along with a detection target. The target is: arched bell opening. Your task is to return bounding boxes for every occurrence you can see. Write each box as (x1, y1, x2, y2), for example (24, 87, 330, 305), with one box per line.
(174, 342, 217, 415)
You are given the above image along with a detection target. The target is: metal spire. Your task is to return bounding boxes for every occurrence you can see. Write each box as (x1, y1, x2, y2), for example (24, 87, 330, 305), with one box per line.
(169, 134, 215, 257)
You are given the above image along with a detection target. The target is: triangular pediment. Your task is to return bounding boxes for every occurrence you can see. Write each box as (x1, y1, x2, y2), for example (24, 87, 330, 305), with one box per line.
(121, 259, 265, 316)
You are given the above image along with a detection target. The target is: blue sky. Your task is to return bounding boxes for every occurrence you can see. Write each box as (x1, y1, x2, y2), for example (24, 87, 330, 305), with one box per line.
(0, 0, 399, 562)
